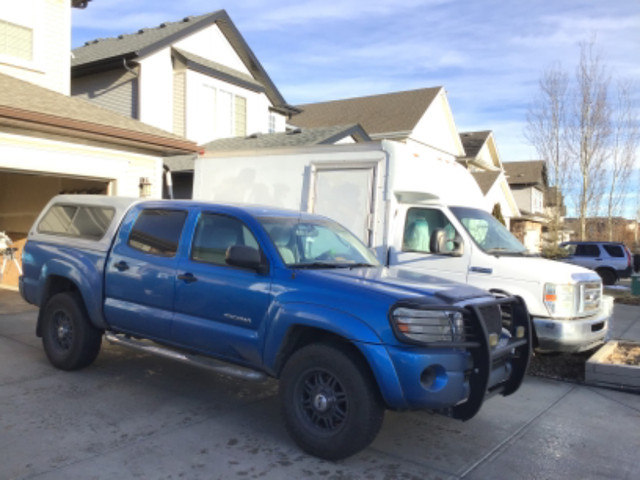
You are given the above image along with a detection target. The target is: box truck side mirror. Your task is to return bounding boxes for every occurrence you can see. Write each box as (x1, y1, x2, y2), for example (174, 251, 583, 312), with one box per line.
(430, 229, 463, 257)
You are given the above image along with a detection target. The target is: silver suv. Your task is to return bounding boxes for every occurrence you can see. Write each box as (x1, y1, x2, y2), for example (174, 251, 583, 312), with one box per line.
(559, 241, 633, 285)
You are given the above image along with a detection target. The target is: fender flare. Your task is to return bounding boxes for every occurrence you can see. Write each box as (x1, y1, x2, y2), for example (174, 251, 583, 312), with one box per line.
(262, 302, 408, 408)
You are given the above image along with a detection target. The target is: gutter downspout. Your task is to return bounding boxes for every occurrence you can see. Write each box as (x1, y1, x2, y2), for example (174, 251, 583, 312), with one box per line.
(163, 165, 174, 199)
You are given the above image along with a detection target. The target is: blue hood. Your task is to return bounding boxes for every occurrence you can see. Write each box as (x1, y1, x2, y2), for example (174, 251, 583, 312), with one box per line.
(293, 265, 492, 305)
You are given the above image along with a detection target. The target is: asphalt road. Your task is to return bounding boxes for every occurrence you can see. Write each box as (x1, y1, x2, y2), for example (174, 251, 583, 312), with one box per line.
(1, 290, 639, 480)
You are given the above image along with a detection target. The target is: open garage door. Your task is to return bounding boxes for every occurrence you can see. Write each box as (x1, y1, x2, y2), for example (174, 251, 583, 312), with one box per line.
(0, 171, 110, 289)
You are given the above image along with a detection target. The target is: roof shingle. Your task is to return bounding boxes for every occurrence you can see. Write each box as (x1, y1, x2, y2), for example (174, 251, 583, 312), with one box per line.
(293, 88, 442, 139)
(0, 73, 198, 154)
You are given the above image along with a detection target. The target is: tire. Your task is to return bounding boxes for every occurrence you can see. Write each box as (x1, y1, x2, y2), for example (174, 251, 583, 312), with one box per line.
(41, 292, 102, 371)
(279, 343, 385, 460)
(596, 268, 617, 286)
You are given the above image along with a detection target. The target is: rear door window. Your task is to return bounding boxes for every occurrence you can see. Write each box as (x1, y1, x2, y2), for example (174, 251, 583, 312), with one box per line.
(128, 209, 187, 257)
(574, 244, 600, 257)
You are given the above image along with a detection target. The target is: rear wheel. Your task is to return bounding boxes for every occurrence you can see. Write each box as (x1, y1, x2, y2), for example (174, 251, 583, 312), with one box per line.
(596, 268, 617, 286)
(279, 343, 384, 460)
(41, 292, 102, 370)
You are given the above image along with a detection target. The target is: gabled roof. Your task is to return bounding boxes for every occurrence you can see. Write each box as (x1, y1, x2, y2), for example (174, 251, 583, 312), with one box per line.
(503, 160, 548, 188)
(293, 87, 442, 139)
(172, 48, 264, 93)
(471, 171, 501, 195)
(460, 130, 491, 158)
(164, 125, 370, 172)
(71, 10, 297, 115)
(0, 73, 198, 155)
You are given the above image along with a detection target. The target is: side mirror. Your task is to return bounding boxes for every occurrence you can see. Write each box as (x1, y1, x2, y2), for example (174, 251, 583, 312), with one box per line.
(226, 245, 263, 271)
(430, 229, 464, 257)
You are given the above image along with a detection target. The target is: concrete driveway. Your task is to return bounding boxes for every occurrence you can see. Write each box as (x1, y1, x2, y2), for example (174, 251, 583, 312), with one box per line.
(1, 289, 639, 480)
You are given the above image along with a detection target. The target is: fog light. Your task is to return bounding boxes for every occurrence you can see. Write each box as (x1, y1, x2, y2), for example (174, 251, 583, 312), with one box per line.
(420, 365, 447, 392)
(489, 333, 499, 347)
(516, 326, 525, 338)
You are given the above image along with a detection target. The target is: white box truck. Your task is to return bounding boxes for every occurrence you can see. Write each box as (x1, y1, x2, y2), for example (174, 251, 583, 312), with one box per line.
(193, 140, 612, 352)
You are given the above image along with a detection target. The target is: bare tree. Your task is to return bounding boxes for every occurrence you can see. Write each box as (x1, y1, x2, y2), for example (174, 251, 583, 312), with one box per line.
(605, 78, 640, 240)
(568, 40, 611, 240)
(524, 63, 570, 244)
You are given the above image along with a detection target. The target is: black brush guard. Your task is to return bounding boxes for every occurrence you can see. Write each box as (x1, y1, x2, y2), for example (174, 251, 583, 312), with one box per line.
(449, 295, 532, 421)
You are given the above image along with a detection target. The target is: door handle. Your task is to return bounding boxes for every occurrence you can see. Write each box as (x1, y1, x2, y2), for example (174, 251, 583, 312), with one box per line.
(114, 261, 129, 272)
(177, 272, 198, 284)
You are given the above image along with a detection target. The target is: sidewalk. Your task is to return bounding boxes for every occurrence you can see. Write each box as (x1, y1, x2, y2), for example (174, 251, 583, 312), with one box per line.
(1, 288, 639, 479)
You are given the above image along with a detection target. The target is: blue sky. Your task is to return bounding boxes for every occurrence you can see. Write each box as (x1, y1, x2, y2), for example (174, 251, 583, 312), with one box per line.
(72, 1, 640, 212)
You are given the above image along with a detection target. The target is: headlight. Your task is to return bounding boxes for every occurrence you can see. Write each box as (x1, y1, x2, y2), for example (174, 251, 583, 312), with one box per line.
(544, 283, 576, 317)
(391, 307, 465, 344)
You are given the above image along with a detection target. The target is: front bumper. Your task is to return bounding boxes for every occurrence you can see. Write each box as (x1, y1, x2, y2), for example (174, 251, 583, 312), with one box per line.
(533, 296, 613, 353)
(383, 296, 531, 419)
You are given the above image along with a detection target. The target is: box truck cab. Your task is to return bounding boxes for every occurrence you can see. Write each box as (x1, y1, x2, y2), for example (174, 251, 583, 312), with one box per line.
(194, 139, 611, 352)
(388, 192, 610, 352)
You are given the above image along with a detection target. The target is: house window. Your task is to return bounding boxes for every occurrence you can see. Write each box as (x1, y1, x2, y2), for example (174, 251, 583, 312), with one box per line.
(532, 188, 544, 213)
(235, 95, 247, 137)
(0, 19, 33, 61)
(268, 113, 276, 133)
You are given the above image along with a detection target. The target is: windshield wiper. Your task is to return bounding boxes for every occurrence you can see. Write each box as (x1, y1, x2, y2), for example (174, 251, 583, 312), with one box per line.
(289, 262, 376, 270)
(289, 262, 346, 269)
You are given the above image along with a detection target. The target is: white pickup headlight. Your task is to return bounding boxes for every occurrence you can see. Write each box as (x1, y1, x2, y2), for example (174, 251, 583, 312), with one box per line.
(543, 283, 576, 317)
(391, 307, 465, 344)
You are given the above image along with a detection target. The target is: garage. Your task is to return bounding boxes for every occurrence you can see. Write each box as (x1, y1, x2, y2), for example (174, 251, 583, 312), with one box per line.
(0, 170, 111, 288)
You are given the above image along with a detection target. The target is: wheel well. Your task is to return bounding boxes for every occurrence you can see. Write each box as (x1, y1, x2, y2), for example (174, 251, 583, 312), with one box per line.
(275, 327, 377, 386)
(36, 276, 80, 337)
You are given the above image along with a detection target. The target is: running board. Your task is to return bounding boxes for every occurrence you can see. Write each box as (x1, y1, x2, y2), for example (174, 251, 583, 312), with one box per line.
(105, 332, 267, 382)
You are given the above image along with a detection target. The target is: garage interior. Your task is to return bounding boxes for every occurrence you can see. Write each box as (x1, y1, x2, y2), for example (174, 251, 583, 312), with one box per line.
(0, 170, 109, 288)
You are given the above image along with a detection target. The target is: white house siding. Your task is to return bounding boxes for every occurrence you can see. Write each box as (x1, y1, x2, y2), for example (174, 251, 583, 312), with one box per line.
(173, 23, 251, 75)
(0, 0, 70, 95)
(0, 131, 164, 199)
(71, 68, 138, 118)
(410, 90, 465, 158)
(137, 48, 174, 133)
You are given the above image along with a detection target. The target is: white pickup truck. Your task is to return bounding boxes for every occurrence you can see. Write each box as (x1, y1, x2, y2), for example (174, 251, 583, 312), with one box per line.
(193, 140, 612, 352)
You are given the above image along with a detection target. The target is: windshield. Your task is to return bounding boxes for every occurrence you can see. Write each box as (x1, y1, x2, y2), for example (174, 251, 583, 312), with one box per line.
(259, 216, 380, 268)
(450, 206, 526, 255)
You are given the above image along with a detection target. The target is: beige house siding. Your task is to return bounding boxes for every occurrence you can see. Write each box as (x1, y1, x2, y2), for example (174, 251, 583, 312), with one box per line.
(72, 68, 139, 118)
(173, 70, 186, 137)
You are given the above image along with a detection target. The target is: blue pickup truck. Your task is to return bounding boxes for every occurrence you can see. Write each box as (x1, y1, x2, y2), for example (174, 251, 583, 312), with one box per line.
(20, 195, 531, 460)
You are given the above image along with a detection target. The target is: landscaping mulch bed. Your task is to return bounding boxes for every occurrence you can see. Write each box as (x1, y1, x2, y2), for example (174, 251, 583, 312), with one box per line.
(527, 350, 596, 383)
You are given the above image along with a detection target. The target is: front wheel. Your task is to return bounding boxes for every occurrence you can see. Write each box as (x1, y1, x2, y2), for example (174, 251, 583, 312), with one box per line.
(279, 343, 384, 460)
(41, 292, 102, 370)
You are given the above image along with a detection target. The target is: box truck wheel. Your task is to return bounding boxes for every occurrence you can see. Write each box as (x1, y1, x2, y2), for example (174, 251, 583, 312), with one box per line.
(41, 292, 102, 370)
(279, 343, 384, 460)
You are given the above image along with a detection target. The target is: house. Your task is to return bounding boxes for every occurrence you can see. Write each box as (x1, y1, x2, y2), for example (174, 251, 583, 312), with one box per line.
(458, 131, 520, 228)
(0, 1, 198, 289)
(165, 124, 371, 198)
(503, 160, 549, 251)
(70, 10, 298, 146)
(292, 88, 467, 170)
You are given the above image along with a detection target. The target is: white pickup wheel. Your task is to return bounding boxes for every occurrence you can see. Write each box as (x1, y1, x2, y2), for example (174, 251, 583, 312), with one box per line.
(41, 292, 102, 370)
